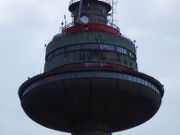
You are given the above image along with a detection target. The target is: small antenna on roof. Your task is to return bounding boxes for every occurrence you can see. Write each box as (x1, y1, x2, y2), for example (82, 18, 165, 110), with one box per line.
(77, 0, 83, 23)
(60, 21, 64, 33)
(61, 21, 64, 26)
(112, 0, 114, 24)
(64, 15, 67, 28)
(112, 0, 118, 24)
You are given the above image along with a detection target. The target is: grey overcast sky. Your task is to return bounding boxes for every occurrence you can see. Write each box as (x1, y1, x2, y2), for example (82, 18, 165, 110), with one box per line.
(0, 0, 179, 135)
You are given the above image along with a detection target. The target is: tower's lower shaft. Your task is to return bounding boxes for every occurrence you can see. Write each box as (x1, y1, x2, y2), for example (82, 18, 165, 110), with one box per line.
(72, 119, 111, 135)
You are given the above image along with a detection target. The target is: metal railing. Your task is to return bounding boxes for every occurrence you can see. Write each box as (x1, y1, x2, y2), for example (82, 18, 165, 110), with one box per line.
(62, 22, 120, 32)
(62, 22, 74, 31)
(107, 22, 120, 32)
(69, 0, 111, 6)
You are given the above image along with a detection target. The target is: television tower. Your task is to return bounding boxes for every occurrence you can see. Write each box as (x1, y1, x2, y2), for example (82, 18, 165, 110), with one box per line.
(19, 0, 164, 135)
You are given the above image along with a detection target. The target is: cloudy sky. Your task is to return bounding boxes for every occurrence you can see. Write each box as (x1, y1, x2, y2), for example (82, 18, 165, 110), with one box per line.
(0, 0, 179, 135)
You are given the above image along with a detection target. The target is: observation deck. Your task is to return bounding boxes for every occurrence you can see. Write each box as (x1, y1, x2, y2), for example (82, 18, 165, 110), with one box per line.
(18, 0, 164, 135)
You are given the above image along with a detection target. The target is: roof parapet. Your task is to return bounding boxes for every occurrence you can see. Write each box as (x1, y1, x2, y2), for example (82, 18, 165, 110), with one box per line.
(69, 0, 111, 6)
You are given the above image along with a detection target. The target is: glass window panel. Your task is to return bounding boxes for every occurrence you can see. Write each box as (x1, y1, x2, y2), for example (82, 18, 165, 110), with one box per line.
(100, 44, 106, 50)
(118, 74, 123, 79)
(54, 49, 63, 55)
(94, 44, 99, 49)
(128, 75, 132, 81)
(132, 77, 136, 82)
(110, 46, 115, 51)
(155, 88, 158, 92)
(147, 82, 150, 87)
(83, 44, 89, 49)
(117, 47, 123, 53)
(142, 80, 145, 85)
(112, 73, 118, 79)
(124, 49, 128, 54)
(151, 83, 154, 89)
(137, 78, 141, 83)
(53, 76, 59, 81)
(149, 83, 152, 89)
(133, 53, 134, 57)
(145, 81, 148, 86)
(122, 49, 125, 54)
(47, 54, 53, 60)
(65, 47, 71, 52)
(70, 46, 76, 50)
(123, 74, 128, 80)
(76, 45, 81, 50)
(121, 48, 123, 53)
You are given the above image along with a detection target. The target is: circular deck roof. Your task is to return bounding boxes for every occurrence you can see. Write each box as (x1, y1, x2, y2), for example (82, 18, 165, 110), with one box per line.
(19, 69, 164, 132)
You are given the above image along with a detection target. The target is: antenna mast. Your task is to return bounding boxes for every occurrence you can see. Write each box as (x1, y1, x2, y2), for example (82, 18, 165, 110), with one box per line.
(77, 0, 83, 23)
(112, 0, 114, 24)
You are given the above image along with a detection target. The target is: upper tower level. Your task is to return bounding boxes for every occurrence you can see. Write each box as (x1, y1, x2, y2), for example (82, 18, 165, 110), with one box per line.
(62, 0, 120, 36)
(45, 0, 137, 73)
(69, 0, 111, 25)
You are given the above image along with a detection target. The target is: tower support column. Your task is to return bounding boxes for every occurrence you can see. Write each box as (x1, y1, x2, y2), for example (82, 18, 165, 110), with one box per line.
(72, 119, 111, 135)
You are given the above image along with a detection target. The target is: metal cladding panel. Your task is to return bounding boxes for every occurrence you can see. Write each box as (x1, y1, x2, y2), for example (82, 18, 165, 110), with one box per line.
(46, 32, 136, 55)
(91, 78, 118, 116)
